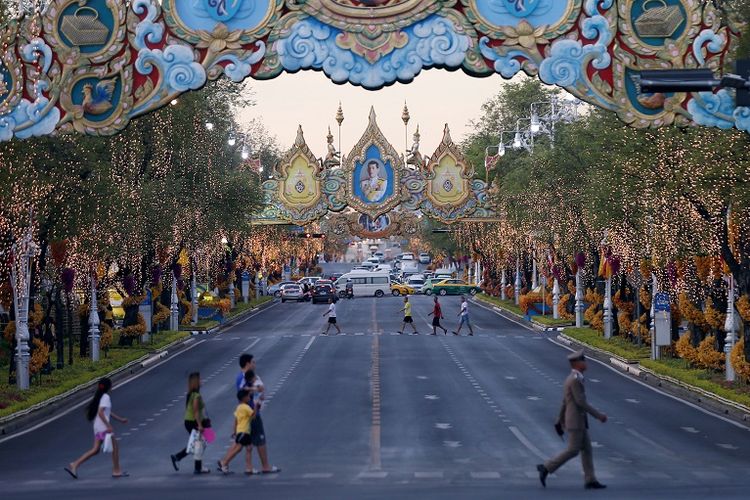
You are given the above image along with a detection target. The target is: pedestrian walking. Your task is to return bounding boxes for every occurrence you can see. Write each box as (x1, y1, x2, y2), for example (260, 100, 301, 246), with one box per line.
(170, 372, 211, 474)
(322, 297, 341, 335)
(65, 377, 128, 479)
(217, 390, 255, 474)
(537, 350, 607, 490)
(452, 296, 474, 336)
(235, 354, 280, 475)
(398, 296, 418, 335)
(428, 296, 448, 335)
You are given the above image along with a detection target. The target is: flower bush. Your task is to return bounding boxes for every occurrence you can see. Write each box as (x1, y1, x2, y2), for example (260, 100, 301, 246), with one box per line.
(695, 335, 724, 371)
(519, 292, 541, 314)
(675, 331, 698, 365)
(731, 339, 750, 382)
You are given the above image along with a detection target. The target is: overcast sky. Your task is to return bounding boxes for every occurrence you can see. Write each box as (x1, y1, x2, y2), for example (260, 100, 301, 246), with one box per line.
(237, 69, 514, 160)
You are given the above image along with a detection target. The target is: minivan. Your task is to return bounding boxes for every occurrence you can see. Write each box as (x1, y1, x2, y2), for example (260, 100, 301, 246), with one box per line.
(335, 271, 390, 297)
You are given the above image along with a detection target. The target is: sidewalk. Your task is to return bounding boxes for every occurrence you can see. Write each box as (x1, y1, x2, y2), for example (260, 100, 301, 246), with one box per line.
(472, 294, 750, 427)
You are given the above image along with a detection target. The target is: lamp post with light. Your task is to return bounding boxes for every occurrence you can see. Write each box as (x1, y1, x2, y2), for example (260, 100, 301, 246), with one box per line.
(10, 227, 38, 390)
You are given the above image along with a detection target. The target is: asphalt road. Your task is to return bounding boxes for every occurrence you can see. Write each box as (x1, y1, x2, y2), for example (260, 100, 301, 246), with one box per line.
(1, 286, 750, 499)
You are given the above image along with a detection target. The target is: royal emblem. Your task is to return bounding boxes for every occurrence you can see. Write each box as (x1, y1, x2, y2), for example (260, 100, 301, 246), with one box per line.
(443, 179, 454, 192)
(295, 180, 305, 193)
(202, 0, 246, 22)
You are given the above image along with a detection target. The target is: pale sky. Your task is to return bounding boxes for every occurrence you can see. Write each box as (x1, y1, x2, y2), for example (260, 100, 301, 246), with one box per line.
(237, 69, 513, 160)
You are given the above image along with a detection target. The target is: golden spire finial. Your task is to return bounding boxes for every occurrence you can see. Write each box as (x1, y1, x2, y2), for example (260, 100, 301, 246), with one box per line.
(402, 101, 410, 126)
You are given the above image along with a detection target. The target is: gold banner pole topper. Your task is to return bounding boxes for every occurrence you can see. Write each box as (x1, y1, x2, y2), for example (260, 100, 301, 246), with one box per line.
(634, 0, 684, 38)
(61, 7, 110, 46)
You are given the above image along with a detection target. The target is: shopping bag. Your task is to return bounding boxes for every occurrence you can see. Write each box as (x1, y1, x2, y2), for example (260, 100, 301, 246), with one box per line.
(193, 434, 205, 460)
(186, 429, 200, 454)
(101, 433, 113, 453)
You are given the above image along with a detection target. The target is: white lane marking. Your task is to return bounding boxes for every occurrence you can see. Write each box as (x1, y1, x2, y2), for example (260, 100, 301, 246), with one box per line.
(590, 378, 601, 383)
(302, 473, 333, 479)
(0, 339, 207, 444)
(681, 426, 700, 434)
(508, 426, 547, 461)
(625, 398, 640, 404)
(358, 471, 388, 479)
(526, 396, 540, 401)
(591, 441, 604, 448)
(424, 395, 440, 400)
(547, 337, 750, 431)
(443, 441, 462, 448)
(303, 336, 316, 351)
(717, 443, 739, 450)
(504, 376, 516, 380)
(244, 338, 261, 352)
(471, 472, 501, 479)
(416, 375, 428, 380)
(435, 423, 452, 430)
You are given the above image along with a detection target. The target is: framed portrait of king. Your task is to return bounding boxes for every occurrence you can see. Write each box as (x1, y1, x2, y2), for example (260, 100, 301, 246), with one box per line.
(344, 108, 403, 219)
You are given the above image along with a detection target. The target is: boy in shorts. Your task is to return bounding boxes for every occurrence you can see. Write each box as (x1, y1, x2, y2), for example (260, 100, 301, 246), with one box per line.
(322, 297, 341, 335)
(398, 296, 418, 335)
(217, 390, 254, 474)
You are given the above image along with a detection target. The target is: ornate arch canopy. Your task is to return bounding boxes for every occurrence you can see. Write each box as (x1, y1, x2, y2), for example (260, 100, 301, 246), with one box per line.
(0, 0, 743, 142)
(255, 108, 495, 231)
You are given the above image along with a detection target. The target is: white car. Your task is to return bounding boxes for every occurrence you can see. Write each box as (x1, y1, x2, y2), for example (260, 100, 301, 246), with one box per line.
(361, 261, 377, 270)
(374, 251, 385, 262)
(407, 276, 426, 293)
(401, 252, 415, 261)
(281, 284, 304, 302)
(419, 253, 431, 264)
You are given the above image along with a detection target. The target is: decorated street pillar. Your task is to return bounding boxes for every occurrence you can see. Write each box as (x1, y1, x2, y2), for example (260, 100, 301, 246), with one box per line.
(531, 252, 538, 290)
(169, 274, 179, 332)
(89, 274, 101, 362)
(575, 269, 584, 328)
(649, 273, 657, 351)
(603, 276, 613, 339)
(241, 271, 250, 304)
(552, 279, 560, 320)
(724, 275, 737, 382)
(229, 280, 236, 309)
(139, 289, 152, 342)
(191, 274, 198, 326)
(514, 257, 521, 306)
(10, 232, 36, 390)
(500, 268, 507, 301)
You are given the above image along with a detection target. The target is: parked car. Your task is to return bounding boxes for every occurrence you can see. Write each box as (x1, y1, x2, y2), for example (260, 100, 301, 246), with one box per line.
(312, 283, 336, 304)
(419, 253, 431, 264)
(269, 281, 296, 298)
(421, 278, 442, 296)
(374, 251, 385, 262)
(281, 284, 305, 302)
(431, 279, 481, 296)
(391, 283, 415, 296)
(401, 252, 415, 261)
(361, 261, 377, 270)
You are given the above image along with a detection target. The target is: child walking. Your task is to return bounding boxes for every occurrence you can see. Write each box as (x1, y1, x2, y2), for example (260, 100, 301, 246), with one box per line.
(217, 390, 255, 474)
(322, 297, 342, 335)
(65, 377, 129, 479)
(171, 372, 211, 474)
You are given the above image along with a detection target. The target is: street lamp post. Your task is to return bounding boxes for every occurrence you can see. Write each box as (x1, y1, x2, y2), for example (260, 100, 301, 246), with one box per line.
(229, 279, 236, 309)
(724, 274, 736, 382)
(169, 273, 179, 331)
(514, 256, 521, 306)
(500, 267, 507, 300)
(552, 278, 560, 319)
(575, 268, 584, 328)
(10, 230, 37, 390)
(191, 272, 198, 326)
(88, 273, 100, 362)
(650, 273, 657, 359)
(603, 275, 613, 339)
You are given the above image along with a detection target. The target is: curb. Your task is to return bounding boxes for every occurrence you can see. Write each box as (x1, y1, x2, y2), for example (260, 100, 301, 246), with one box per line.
(473, 296, 750, 428)
(473, 296, 572, 333)
(0, 298, 277, 438)
(183, 297, 276, 335)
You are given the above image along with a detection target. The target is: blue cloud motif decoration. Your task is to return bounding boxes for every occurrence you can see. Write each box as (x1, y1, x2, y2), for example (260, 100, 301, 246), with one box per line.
(175, 0, 269, 33)
(479, 37, 527, 78)
(135, 44, 207, 113)
(0, 81, 60, 141)
(687, 90, 736, 130)
(275, 15, 470, 89)
(538, 14, 611, 96)
(132, 0, 165, 50)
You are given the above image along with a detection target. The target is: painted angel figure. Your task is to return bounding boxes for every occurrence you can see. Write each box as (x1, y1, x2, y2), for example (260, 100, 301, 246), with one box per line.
(323, 127, 340, 168)
(406, 125, 422, 167)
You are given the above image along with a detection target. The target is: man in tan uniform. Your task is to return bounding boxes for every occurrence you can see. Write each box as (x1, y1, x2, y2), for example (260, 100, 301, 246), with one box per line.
(537, 350, 607, 490)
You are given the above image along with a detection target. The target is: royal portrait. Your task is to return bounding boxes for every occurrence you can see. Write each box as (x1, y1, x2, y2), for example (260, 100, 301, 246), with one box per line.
(358, 158, 388, 203)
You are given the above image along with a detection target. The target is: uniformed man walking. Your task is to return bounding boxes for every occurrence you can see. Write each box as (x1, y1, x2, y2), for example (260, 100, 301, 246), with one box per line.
(537, 350, 607, 490)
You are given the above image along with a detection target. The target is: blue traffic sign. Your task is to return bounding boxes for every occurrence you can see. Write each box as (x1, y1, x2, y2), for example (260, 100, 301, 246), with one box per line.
(654, 292, 671, 313)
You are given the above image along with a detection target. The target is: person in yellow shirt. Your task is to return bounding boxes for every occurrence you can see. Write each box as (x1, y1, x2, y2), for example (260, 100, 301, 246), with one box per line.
(398, 296, 418, 335)
(217, 390, 254, 474)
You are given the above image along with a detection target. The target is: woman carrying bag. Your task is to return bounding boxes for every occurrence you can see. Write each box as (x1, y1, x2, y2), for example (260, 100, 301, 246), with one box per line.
(65, 377, 129, 479)
(170, 372, 211, 474)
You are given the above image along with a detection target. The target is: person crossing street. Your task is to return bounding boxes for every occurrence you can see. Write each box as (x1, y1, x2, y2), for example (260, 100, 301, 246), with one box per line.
(398, 296, 418, 335)
(452, 296, 474, 336)
(537, 350, 607, 490)
(322, 297, 341, 335)
(428, 296, 448, 336)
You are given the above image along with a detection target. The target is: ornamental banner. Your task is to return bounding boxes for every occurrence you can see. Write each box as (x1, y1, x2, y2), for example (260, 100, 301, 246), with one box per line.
(0, 0, 743, 142)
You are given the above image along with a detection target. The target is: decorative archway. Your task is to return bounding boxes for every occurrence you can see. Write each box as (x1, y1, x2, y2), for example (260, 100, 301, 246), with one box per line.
(256, 107, 495, 229)
(0, 1, 744, 142)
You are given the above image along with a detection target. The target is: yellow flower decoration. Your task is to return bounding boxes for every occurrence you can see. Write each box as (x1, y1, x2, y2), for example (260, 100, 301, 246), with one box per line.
(500, 21, 548, 50)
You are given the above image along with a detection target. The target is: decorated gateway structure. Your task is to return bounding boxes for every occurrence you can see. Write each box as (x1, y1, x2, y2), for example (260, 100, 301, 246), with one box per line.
(0, 0, 745, 143)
